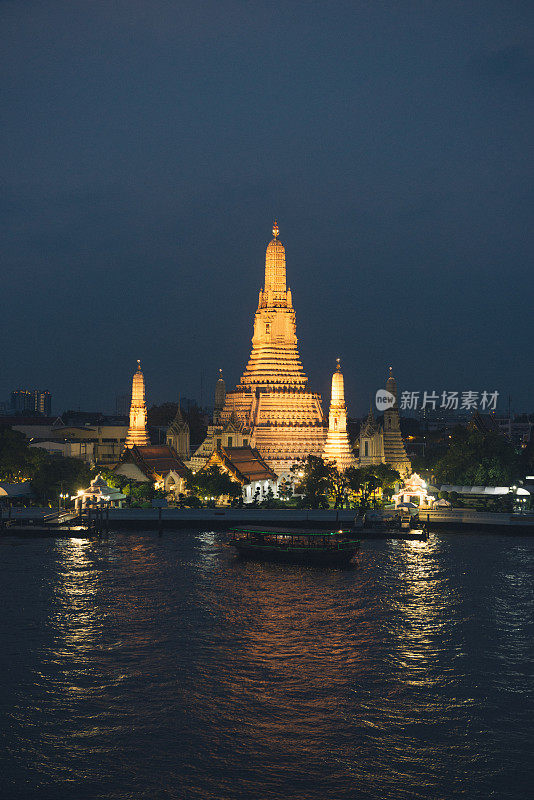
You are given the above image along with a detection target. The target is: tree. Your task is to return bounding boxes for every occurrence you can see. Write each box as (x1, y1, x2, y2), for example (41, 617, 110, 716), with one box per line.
(0, 427, 29, 482)
(260, 485, 276, 508)
(278, 477, 293, 501)
(147, 403, 178, 427)
(325, 465, 347, 508)
(345, 466, 381, 509)
(0, 426, 92, 504)
(372, 464, 401, 500)
(519, 437, 534, 478)
(22, 448, 91, 505)
(434, 426, 520, 486)
(291, 456, 331, 508)
(186, 465, 241, 504)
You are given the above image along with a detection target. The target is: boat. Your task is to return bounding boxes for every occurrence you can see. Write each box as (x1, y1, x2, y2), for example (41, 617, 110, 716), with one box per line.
(362, 512, 429, 541)
(227, 526, 360, 566)
(353, 510, 429, 541)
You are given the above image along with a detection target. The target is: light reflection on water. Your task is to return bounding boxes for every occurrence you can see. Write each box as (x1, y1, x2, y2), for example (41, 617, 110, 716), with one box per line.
(0, 531, 533, 800)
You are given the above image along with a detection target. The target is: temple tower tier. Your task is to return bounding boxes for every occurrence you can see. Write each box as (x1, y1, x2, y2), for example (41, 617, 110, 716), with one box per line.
(219, 223, 327, 472)
(382, 367, 411, 477)
(125, 360, 151, 448)
(359, 367, 411, 478)
(321, 359, 357, 471)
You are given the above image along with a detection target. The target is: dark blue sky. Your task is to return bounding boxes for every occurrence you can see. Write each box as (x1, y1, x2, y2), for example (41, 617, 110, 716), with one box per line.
(2, 1, 533, 416)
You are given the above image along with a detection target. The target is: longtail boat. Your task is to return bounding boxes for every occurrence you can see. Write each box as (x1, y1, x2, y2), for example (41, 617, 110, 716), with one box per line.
(227, 526, 360, 566)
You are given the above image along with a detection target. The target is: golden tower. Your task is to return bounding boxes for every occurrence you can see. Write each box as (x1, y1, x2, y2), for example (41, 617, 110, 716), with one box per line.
(322, 359, 357, 470)
(221, 223, 326, 472)
(125, 360, 150, 448)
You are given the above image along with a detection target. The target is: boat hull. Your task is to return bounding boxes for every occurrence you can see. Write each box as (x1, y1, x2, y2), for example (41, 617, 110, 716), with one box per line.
(229, 541, 359, 566)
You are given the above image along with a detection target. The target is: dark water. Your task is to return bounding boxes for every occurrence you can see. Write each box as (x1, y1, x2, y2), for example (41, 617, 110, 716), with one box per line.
(0, 531, 532, 800)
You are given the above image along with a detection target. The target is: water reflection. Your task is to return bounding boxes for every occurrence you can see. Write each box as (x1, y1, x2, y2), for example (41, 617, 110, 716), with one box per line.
(51, 538, 101, 657)
(388, 536, 458, 688)
(1, 531, 532, 800)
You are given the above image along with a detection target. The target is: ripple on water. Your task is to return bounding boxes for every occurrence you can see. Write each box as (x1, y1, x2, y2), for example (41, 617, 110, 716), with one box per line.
(0, 531, 533, 800)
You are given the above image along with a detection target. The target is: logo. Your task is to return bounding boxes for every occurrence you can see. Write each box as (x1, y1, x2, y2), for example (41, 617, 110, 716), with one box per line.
(375, 389, 395, 411)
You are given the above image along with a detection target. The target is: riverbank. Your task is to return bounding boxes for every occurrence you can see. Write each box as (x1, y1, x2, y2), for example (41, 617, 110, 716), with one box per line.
(2, 506, 534, 533)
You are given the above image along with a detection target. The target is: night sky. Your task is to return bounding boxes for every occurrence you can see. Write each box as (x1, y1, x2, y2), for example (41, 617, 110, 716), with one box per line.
(2, 1, 533, 416)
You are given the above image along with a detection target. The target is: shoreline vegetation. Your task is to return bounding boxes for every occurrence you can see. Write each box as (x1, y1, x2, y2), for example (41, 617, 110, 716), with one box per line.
(1, 424, 533, 513)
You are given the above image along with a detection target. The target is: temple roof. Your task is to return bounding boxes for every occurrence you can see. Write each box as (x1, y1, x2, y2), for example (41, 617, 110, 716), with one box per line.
(468, 410, 501, 434)
(117, 445, 189, 480)
(205, 446, 277, 484)
(167, 405, 189, 435)
(360, 408, 380, 436)
(76, 473, 125, 500)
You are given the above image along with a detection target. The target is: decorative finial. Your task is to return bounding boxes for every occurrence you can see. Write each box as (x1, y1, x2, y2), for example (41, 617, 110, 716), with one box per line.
(137, 359, 141, 370)
(389, 365, 393, 375)
(336, 357, 341, 372)
(272, 220, 279, 239)
(219, 368, 223, 377)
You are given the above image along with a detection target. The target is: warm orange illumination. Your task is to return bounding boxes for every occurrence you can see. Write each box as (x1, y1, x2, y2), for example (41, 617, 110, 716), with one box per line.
(125, 360, 150, 448)
(218, 224, 327, 472)
(322, 358, 357, 470)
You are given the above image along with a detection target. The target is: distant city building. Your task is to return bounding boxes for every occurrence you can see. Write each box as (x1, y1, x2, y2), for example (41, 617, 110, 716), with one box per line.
(115, 393, 130, 416)
(35, 390, 52, 415)
(10, 389, 51, 416)
(61, 410, 127, 426)
(418, 407, 470, 432)
(494, 415, 533, 446)
(11, 390, 33, 413)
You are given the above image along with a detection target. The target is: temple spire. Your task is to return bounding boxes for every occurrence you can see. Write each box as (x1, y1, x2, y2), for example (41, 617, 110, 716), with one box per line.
(264, 221, 287, 297)
(125, 360, 150, 448)
(214, 368, 226, 422)
(322, 358, 356, 470)
(166, 397, 190, 459)
(217, 223, 326, 471)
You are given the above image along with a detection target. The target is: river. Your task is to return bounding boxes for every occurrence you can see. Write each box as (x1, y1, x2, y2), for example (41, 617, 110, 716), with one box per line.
(0, 530, 532, 799)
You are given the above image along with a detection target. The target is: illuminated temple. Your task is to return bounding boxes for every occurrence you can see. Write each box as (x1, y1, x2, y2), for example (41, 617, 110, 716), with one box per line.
(359, 368, 411, 478)
(124, 360, 150, 448)
(219, 223, 327, 472)
(322, 359, 357, 471)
